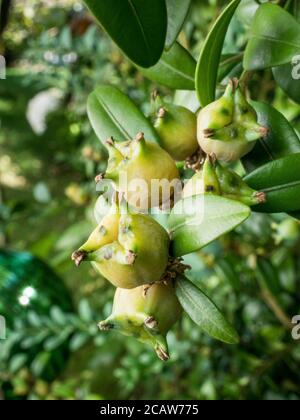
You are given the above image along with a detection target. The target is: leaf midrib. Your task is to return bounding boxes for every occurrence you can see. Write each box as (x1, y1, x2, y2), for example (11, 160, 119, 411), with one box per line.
(170, 209, 248, 233)
(127, 0, 152, 61)
(95, 94, 132, 140)
(177, 280, 236, 343)
(251, 34, 300, 50)
(161, 57, 195, 83)
(262, 178, 300, 194)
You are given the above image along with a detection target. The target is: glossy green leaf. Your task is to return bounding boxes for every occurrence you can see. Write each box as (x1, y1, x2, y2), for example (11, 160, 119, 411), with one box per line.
(168, 195, 251, 257)
(244, 3, 300, 70)
(87, 85, 161, 144)
(138, 42, 196, 90)
(84, 0, 167, 68)
(165, 0, 191, 50)
(196, 0, 241, 106)
(244, 154, 300, 213)
(243, 101, 300, 172)
(175, 276, 239, 344)
(273, 63, 300, 105)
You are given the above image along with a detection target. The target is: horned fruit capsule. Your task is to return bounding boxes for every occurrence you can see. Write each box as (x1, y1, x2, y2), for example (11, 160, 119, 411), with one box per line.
(154, 104, 198, 161)
(183, 156, 266, 206)
(103, 134, 180, 209)
(197, 79, 268, 163)
(99, 282, 182, 361)
(72, 199, 170, 289)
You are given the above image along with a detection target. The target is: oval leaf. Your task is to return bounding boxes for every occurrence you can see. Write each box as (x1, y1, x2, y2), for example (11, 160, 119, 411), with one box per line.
(273, 63, 300, 105)
(243, 101, 300, 172)
(244, 3, 300, 70)
(168, 195, 251, 257)
(244, 153, 300, 213)
(84, 0, 167, 68)
(138, 42, 196, 90)
(196, 0, 241, 106)
(175, 276, 239, 344)
(165, 0, 191, 50)
(87, 85, 161, 144)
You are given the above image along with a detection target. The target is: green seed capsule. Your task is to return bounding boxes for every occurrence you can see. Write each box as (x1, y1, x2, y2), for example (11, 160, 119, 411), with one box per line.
(197, 80, 268, 163)
(183, 157, 266, 206)
(104, 133, 180, 209)
(99, 282, 182, 361)
(72, 202, 170, 289)
(183, 156, 221, 197)
(154, 104, 198, 161)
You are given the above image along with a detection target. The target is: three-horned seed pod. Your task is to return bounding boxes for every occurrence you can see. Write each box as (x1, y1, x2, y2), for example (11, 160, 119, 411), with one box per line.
(183, 156, 221, 198)
(102, 133, 180, 210)
(154, 103, 198, 161)
(99, 282, 182, 361)
(197, 79, 268, 163)
(183, 156, 266, 206)
(72, 199, 170, 289)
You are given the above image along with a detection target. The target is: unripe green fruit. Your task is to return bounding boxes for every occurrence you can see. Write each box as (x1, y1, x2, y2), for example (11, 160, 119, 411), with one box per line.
(99, 282, 182, 361)
(104, 134, 180, 209)
(72, 200, 120, 265)
(72, 202, 170, 289)
(154, 104, 198, 161)
(183, 157, 265, 206)
(183, 157, 221, 197)
(197, 80, 268, 163)
(94, 194, 113, 224)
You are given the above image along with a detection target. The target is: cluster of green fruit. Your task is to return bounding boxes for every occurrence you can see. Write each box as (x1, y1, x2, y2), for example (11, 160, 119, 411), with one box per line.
(72, 79, 267, 360)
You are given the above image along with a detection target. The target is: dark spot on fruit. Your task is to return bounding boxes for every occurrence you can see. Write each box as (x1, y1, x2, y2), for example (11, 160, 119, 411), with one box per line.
(99, 225, 107, 235)
(230, 128, 238, 138)
(221, 108, 230, 116)
(230, 176, 239, 187)
(121, 226, 130, 234)
(206, 185, 214, 192)
(104, 249, 113, 260)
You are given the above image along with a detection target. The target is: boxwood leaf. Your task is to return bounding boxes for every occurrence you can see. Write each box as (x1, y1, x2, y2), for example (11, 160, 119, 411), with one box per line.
(244, 153, 300, 213)
(243, 101, 300, 172)
(165, 0, 191, 50)
(84, 0, 167, 68)
(175, 276, 239, 344)
(196, 0, 241, 106)
(87, 85, 161, 144)
(168, 195, 251, 257)
(273, 62, 300, 105)
(244, 3, 300, 70)
(138, 42, 196, 90)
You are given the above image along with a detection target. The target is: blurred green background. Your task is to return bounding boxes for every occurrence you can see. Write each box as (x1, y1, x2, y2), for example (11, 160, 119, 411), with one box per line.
(0, 0, 300, 400)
